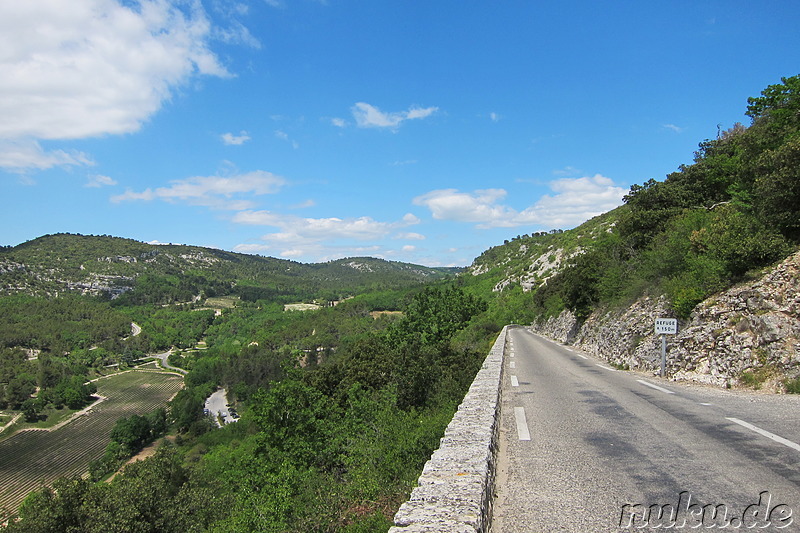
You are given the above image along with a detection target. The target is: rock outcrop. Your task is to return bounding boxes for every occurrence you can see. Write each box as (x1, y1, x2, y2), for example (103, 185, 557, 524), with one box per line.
(531, 251, 800, 388)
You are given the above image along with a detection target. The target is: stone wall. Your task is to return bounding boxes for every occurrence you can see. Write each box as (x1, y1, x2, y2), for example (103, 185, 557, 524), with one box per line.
(389, 326, 507, 532)
(531, 251, 800, 388)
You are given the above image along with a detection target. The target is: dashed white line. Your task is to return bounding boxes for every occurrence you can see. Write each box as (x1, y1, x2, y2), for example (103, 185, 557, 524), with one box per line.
(514, 407, 531, 441)
(510, 361, 516, 369)
(726, 417, 800, 453)
(700, 402, 713, 406)
(636, 380, 675, 394)
(511, 375, 519, 387)
(574, 353, 588, 360)
(596, 364, 616, 371)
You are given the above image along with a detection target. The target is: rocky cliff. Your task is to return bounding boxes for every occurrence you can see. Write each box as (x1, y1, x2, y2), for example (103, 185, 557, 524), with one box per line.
(530, 251, 800, 390)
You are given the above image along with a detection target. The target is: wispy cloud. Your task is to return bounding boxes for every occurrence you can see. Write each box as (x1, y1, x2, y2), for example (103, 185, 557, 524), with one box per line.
(111, 171, 286, 210)
(490, 112, 501, 122)
(0, 139, 94, 173)
(221, 131, 251, 145)
(394, 232, 426, 241)
(662, 123, 685, 133)
(85, 174, 117, 188)
(351, 103, 438, 130)
(413, 175, 626, 229)
(275, 130, 299, 149)
(552, 166, 581, 177)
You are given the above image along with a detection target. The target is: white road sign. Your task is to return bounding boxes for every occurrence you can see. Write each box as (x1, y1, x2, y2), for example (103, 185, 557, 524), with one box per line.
(655, 318, 678, 335)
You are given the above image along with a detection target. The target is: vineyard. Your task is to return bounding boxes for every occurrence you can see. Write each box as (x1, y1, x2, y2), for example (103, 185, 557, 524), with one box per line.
(0, 370, 183, 518)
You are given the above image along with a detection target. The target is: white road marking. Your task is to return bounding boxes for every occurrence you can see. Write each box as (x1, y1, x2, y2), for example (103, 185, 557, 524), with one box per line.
(596, 364, 616, 371)
(636, 380, 675, 394)
(574, 353, 588, 360)
(700, 402, 713, 406)
(510, 361, 516, 369)
(726, 418, 800, 453)
(511, 375, 519, 387)
(514, 407, 531, 441)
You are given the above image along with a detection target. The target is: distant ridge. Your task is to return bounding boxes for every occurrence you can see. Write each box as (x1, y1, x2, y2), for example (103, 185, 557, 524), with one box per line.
(0, 233, 458, 302)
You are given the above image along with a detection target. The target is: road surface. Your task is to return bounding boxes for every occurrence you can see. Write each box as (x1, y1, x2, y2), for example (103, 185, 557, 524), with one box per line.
(491, 326, 800, 532)
(204, 388, 236, 427)
(149, 349, 188, 375)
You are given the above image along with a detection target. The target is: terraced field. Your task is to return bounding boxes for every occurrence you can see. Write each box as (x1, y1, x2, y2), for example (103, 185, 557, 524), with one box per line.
(0, 370, 183, 517)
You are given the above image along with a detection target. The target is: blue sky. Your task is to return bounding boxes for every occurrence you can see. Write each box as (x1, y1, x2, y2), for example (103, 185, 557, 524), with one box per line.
(2, 1, 799, 266)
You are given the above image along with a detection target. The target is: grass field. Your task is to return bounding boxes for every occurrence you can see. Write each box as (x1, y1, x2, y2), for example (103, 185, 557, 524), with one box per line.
(0, 371, 183, 519)
(204, 295, 239, 309)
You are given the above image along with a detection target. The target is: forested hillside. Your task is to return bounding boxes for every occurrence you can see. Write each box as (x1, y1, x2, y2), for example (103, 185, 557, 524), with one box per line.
(465, 74, 800, 323)
(0, 234, 456, 303)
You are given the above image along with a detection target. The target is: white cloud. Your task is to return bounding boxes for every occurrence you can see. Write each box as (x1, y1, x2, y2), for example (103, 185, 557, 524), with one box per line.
(663, 123, 685, 133)
(552, 166, 581, 177)
(111, 170, 286, 209)
(221, 131, 251, 145)
(275, 130, 299, 149)
(330, 118, 347, 128)
(395, 232, 426, 241)
(414, 175, 626, 229)
(524, 174, 626, 226)
(490, 112, 501, 122)
(291, 199, 316, 209)
(0, 139, 94, 173)
(85, 174, 118, 188)
(0, 0, 228, 170)
(413, 188, 513, 224)
(214, 20, 261, 48)
(351, 102, 438, 129)
(232, 210, 420, 260)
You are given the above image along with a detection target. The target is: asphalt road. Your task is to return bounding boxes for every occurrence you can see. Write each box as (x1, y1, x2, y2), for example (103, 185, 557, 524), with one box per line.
(491, 326, 800, 532)
(205, 388, 236, 426)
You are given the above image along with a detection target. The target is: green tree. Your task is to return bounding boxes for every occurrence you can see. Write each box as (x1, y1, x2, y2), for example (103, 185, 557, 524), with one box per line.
(251, 379, 341, 469)
(746, 74, 800, 127)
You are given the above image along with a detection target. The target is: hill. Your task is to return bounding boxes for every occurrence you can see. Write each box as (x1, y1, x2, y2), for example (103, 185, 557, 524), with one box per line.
(462, 74, 800, 389)
(0, 233, 457, 303)
(468, 75, 800, 319)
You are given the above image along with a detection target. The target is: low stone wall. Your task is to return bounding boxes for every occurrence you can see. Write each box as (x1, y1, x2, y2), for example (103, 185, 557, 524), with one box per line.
(388, 326, 508, 532)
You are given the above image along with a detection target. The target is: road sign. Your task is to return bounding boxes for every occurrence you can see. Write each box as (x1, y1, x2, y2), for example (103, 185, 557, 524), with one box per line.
(655, 318, 677, 335)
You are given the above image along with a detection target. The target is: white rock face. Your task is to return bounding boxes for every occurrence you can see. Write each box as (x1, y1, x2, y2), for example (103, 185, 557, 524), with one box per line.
(531, 251, 800, 388)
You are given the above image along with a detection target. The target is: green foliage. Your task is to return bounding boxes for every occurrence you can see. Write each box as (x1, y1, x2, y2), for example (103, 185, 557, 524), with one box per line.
(251, 379, 341, 469)
(0, 295, 130, 354)
(89, 408, 168, 481)
(390, 285, 487, 348)
(746, 74, 800, 128)
(752, 136, 800, 239)
(738, 367, 775, 390)
(784, 377, 800, 394)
